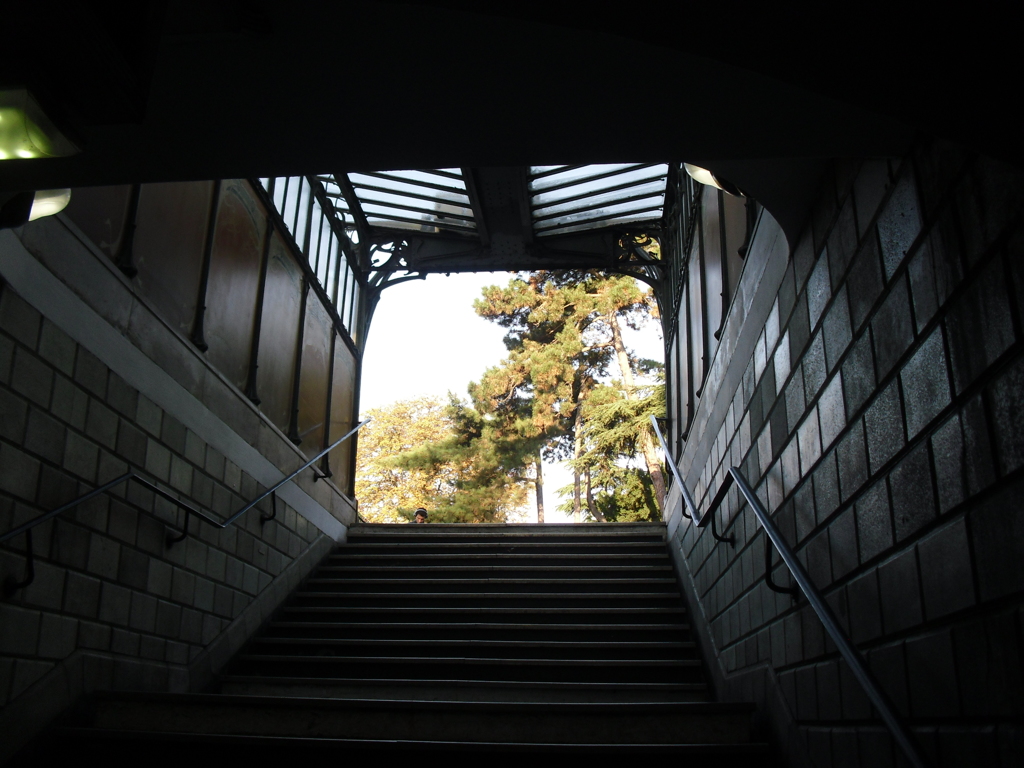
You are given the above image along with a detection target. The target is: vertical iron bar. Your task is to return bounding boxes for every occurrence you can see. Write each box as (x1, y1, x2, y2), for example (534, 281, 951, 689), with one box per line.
(348, 274, 359, 340)
(191, 179, 223, 352)
(347, 352, 363, 498)
(319, 329, 337, 478)
(245, 215, 274, 405)
(313, 206, 325, 278)
(695, 187, 709, 397)
(684, 251, 694, 431)
(338, 263, 351, 332)
(290, 178, 302, 235)
(302, 178, 315, 259)
(115, 184, 142, 277)
(330, 234, 343, 308)
(287, 278, 310, 445)
(714, 188, 729, 341)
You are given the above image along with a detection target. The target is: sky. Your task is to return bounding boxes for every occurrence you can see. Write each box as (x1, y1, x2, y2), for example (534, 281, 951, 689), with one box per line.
(359, 271, 664, 523)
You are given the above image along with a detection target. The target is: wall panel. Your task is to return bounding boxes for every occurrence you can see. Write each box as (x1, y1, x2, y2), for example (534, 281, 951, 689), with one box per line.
(702, 186, 724, 364)
(63, 185, 133, 261)
(328, 337, 358, 490)
(296, 296, 331, 459)
(204, 180, 266, 389)
(255, 232, 302, 432)
(132, 181, 212, 335)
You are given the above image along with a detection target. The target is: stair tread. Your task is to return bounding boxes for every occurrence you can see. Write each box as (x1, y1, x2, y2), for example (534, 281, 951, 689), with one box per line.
(92, 690, 750, 711)
(38, 525, 755, 759)
(253, 638, 695, 649)
(217, 675, 707, 691)
(346, 528, 663, 532)
(338, 542, 668, 549)
(317, 565, 674, 571)
(55, 727, 769, 754)
(294, 593, 679, 602)
(267, 622, 690, 630)
(329, 557, 671, 561)
(281, 606, 686, 613)
(237, 655, 701, 666)
(307, 578, 678, 584)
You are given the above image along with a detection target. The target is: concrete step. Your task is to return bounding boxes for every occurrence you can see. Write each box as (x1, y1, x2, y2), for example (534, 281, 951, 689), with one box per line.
(336, 541, 670, 555)
(301, 577, 682, 593)
(344, 536, 667, 548)
(73, 692, 755, 745)
(247, 637, 699, 660)
(328, 552, 674, 566)
(44, 728, 772, 766)
(348, 522, 667, 538)
(228, 655, 705, 684)
(216, 676, 711, 703)
(314, 564, 676, 576)
(277, 605, 688, 623)
(287, 591, 684, 609)
(260, 621, 692, 641)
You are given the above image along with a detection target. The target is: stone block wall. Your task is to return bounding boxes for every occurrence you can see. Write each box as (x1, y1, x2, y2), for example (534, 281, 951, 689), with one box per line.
(665, 142, 1024, 767)
(0, 213, 352, 760)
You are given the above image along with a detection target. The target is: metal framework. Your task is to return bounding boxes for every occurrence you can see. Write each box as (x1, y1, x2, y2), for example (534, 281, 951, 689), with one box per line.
(298, 164, 671, 333)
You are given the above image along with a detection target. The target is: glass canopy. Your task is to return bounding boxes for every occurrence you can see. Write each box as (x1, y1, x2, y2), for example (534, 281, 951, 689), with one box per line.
(528, 163, 669, 236)
(319, 169, 477, 235)
(313, 163, 669, 242)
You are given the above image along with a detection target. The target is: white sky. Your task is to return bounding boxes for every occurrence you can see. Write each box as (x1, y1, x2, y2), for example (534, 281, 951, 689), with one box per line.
(359, 271, 664, 523)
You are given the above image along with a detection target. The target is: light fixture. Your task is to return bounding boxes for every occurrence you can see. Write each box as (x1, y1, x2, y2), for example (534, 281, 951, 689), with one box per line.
(0, 188, 73, 230)
(28, 189, 71, 220)
(683, 163, 744, 197)
(0, 88, 79, 161)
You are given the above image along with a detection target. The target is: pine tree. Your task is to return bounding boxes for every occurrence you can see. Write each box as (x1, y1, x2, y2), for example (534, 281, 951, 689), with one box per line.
(391, 394, 530, 522)
(354, 397, 463, 522)
(474, 270, 666, 521)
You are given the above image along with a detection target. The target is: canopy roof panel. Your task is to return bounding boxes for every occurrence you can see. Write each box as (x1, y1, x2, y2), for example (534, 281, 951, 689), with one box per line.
(528, 163, 669, 235)
(295, 163, 675, 277)
(320, 169, 477, 236)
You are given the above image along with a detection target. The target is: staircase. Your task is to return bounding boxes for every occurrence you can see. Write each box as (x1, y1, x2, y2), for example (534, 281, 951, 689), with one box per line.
(35, 523, 771, 764)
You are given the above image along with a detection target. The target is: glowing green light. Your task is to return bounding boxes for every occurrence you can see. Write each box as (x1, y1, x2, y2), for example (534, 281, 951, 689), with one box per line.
(0, 90, 78, 161)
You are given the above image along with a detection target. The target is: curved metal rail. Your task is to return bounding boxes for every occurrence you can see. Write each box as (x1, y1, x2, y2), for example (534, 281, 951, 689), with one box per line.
(650, 415, 927, 768)
(1, 419, 369, 595)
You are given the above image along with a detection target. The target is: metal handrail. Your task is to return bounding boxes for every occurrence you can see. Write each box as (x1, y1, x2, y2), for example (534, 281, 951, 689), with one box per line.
(1, 419, 369, 595)
(649, 415, 732, 544)
(650, 416, 927, 768)
(649, 415, 700, 524)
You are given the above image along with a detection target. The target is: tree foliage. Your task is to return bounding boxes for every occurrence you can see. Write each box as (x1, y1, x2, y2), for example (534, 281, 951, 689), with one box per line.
(355, 395, 530, 523)
(391, 395, 530, 523)
(356, 268, 668, 525)
(474, 270, 666, 522)
(354, 397, 463, 522)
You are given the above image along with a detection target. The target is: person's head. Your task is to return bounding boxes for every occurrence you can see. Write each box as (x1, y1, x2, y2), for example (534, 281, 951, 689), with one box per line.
(414, 508, 428, 523)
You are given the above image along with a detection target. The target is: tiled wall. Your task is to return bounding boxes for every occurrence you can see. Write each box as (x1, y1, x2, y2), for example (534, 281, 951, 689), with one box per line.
(0, 214, 349, 759)
(667, 142, 1024, 767)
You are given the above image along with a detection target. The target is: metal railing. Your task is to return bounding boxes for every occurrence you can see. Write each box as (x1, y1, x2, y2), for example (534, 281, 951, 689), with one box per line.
(1, 419, 369, 596)
(650, 415, 927, 768)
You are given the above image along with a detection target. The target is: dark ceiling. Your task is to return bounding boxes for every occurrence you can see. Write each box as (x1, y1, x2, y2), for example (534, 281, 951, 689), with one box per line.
(2, 1, 1019, 247)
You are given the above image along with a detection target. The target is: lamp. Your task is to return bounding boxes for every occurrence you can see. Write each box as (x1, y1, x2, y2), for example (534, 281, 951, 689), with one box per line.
(0, 88, 79, 160)
(683, 163, 744, 197)
(0, 189, 72, 230)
